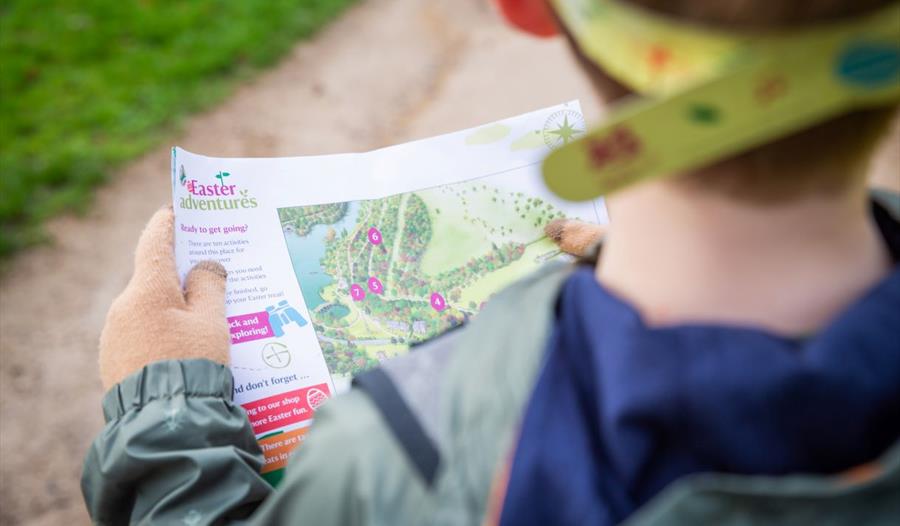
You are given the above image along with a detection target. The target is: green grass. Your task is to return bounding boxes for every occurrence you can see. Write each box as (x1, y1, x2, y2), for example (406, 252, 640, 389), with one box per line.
(0, 0, 357, 258)
(457, 238, 556, 306)
(419, 190, 494, 276)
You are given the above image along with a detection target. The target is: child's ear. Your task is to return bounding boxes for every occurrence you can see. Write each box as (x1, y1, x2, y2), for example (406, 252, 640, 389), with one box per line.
(493, 0, 559, 37)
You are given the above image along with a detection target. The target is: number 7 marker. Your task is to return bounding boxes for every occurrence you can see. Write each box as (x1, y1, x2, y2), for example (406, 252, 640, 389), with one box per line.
(350, 284, 366, 301)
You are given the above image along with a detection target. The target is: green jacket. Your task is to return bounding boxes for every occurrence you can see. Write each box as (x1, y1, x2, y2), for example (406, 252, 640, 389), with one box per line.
(84, 194, 900, 524)
(82, 262, 900, 525)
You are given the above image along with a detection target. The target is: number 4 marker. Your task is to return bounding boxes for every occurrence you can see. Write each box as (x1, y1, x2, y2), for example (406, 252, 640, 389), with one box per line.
(430, 292, 447, 312)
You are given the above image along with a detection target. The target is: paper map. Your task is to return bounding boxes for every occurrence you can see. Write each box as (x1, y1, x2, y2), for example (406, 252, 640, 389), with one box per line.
(172, 101, 607, 484)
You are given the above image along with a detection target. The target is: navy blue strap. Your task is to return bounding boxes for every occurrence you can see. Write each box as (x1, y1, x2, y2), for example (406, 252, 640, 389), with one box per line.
(872, 197, 900, 264)
(353, 368, 441, 486)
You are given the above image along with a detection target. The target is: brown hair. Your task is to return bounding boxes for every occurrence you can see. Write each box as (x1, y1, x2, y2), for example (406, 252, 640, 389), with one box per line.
(558, 0, 898, 203)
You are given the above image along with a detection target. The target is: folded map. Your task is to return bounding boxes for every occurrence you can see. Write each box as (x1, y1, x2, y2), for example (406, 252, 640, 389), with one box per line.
(171, 101, 607, 484)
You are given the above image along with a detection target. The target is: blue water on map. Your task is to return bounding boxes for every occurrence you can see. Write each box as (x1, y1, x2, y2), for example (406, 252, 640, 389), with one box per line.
(283, 201, 360, 311)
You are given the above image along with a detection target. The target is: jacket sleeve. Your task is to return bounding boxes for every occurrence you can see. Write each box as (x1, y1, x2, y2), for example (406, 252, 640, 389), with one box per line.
(246, 388, 432, 525)
(244, 389, 435, 526)
(81, 359, 273, 525)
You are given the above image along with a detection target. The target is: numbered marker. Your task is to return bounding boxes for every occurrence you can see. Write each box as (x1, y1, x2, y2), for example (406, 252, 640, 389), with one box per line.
(430, 292, 447, 312)
(368, 276, 383, 294)
(350, 284, 366, 302)
(367, 227, 383, 245)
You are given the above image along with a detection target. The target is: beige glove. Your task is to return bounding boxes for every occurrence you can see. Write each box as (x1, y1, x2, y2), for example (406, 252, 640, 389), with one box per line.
(546, 218, 607, 257)
(99, 206, 230, 389)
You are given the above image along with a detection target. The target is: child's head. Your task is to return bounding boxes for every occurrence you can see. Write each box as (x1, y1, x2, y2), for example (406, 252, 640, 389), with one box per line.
(497, 0, 898, 203)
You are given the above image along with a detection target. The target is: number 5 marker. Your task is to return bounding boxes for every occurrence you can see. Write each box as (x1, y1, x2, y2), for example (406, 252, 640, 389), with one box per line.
(368, 276, 383, 294)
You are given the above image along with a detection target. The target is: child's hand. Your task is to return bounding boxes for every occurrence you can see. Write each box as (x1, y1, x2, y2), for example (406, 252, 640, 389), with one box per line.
(546, 218, 606, 257)
(99, 206, 230, 389)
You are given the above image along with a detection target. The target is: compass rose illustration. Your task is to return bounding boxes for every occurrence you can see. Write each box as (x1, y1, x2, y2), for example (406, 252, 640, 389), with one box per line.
(542, 109, 586, 149)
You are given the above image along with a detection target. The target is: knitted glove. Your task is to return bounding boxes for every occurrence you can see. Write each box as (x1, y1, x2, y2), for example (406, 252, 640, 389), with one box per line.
(99, 206, 230, 389)
(546, 218, 606, 257)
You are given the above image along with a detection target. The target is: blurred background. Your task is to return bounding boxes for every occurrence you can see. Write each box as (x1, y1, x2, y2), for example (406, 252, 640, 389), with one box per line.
(0, 0, 897, 524)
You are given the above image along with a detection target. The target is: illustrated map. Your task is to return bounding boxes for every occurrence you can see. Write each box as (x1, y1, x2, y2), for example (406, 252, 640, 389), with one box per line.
(279, 173, 599, 378)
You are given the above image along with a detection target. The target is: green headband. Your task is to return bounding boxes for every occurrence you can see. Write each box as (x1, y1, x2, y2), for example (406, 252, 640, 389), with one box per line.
(544, 0, 900, 200)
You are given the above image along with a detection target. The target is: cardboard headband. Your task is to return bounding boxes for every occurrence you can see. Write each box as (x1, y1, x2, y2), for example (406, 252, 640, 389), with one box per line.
(543, 0, 900, 201)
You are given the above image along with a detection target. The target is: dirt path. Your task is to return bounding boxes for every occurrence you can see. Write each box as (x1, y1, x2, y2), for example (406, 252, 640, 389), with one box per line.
(0, 0, 897, 524)
(0, 1, 597, 523)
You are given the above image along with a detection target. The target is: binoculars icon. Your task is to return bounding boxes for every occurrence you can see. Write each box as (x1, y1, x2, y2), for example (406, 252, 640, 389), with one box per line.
(265, 300, 307, 337)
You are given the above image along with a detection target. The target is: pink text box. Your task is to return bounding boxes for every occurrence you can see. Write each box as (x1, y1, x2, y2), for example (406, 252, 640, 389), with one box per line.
(242, 384, 331, 435)
(228, 311, 274, 345)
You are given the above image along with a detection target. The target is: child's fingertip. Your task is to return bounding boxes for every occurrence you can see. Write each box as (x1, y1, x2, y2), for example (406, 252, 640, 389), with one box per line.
(545, 218, 569, 241)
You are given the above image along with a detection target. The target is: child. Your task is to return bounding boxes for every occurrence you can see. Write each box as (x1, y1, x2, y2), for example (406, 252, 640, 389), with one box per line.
(83, 1, 900, 524)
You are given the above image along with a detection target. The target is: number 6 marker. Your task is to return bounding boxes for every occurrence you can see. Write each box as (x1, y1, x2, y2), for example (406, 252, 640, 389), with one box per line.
(367, 227, 382, 245)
